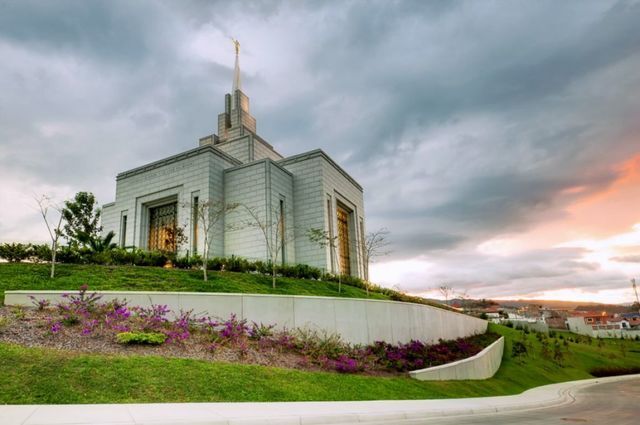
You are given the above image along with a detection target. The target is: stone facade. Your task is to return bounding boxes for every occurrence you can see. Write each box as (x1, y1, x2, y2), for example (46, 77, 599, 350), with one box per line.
(102, 76, 366, 277)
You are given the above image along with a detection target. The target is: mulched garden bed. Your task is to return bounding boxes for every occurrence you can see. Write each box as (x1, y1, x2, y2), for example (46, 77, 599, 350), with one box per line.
(0, 287, 498, 376)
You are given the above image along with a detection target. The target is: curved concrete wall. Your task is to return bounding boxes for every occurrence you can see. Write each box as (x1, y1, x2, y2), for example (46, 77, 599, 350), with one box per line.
(4, 290, 487, 345)
(409, 336, 504, 380)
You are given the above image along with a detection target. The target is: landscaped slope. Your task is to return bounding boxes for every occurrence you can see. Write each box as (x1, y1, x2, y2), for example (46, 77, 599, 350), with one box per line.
(1, 324, 638, 403)
(0, 263, 388, 305)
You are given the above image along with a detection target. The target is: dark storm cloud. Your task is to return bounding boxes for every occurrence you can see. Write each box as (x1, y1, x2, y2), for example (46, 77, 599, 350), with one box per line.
(1, 0, 639, 297)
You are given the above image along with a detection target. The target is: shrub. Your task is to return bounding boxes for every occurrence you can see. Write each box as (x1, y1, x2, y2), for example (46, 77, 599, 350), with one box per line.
(134, 304, 171, 332)
(280, 263, 322, 280)
(29, 244, 52, 263)
(0, 243, 31, 263)
(116, 331, 167, 345)
(590, 366, 640, 377)
(254, 260, 271, 275)
(333, 355, 361, 373)
(207, 257, 225, 271)
(29, 296, 51, 311)
(56, 246, 87, 264)
(294, 329, 345, 360)
(63, 284, 103, 313)
(511, 341, 528, 360)
(249, 322, 275, 340)
(132, 250, 172, 267)
(225, 255, 250, 273)
(108, 248, 136, 265)
(173, 255, 199, 269)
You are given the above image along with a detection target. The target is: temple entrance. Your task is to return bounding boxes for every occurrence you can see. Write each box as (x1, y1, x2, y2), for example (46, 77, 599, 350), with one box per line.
(336, 204, 351, 276)
(148, 202, 178, 252)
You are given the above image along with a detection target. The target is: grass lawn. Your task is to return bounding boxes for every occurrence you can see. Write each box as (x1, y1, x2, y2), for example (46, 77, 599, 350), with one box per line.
(0, 263, 389, 305)
(1, 324, 639, 404)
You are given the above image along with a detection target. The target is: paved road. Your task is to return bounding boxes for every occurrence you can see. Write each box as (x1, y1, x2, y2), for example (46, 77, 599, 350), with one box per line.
(378, 378, 640, 425)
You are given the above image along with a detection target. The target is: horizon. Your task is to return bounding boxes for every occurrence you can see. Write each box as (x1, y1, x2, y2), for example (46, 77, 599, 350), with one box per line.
(1, 1, 640, 304)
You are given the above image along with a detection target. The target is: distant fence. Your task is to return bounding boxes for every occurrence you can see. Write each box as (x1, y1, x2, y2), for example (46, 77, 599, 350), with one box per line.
(409, 336, 504, 380)
(505, 320, 549, 333)
(4, 290, 487, 345)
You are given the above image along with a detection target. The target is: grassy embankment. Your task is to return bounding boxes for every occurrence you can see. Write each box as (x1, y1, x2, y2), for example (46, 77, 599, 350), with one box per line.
(0, 263, 389, 306)
(1, 324, 639, 404)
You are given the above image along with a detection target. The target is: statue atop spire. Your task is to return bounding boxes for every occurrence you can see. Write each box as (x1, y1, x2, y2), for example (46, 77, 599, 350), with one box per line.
(232, 38, 240, 55)
(231, 38, 241, 95)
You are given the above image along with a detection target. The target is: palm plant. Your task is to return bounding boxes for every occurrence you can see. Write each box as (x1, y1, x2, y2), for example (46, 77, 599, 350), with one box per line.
(88, 231, 117, 253)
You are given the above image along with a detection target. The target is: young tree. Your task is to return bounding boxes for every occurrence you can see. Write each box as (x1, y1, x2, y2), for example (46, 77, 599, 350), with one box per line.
(438, 285, 454, 306)
(35, 195, 64, 278)
(307, 228, 342, 293)
(360, 227, 391, 295)
(61, 191, 102, 247)
(240, 204, 294, 289)
(188, 199, 239, 282)
(163, 224, 188, 254)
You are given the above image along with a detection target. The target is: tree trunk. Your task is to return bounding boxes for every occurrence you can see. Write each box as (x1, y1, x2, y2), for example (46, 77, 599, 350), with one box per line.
(202, 245, 208, 281)
(50, 241, 56, 279)
(272, 264, 276, 289)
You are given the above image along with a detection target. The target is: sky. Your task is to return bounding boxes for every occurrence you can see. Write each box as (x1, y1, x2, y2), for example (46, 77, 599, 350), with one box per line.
(1, 0, 640, 303)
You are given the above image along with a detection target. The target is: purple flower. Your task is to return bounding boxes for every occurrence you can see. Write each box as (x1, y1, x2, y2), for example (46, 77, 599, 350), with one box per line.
(334, 355, 359, 373)
(50, 322, 61, 334)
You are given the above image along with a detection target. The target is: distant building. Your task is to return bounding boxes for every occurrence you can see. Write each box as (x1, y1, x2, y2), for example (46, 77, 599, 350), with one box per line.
(566, 311, 640, 339)
(621, 312, 640, 328)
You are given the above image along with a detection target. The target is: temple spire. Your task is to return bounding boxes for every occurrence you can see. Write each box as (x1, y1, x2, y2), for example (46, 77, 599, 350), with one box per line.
(232, 38, 241, 94)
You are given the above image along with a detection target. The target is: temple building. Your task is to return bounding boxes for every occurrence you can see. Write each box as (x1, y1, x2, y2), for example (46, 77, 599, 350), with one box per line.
(102, 44, 366, 278)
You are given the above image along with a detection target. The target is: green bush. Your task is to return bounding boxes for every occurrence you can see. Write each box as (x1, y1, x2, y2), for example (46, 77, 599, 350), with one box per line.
(109, 247, 136, 265)
(29, 244, 52, 263)
(56, 246, 87, 264)
(116, 331, 167, 345)
(225, 255, 250, 273)
(131, 250, 172, 267)
(173, 254, 201, 269)
(590, 366, 640, 377)
(207, 257, 225, 271)
(0, 243, 31, 263)
(254, 260, 271, 275)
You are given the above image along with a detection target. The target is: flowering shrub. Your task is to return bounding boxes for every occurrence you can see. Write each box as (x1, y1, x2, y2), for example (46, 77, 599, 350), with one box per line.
(332, 355, 361, 373)
(249, 322, 275, 340)
(29, 296, 51, 311)
(26, 286, 499, 375)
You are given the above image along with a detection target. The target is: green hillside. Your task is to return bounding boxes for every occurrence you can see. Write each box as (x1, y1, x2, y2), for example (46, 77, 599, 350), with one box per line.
(0, 263, 389, 305)
(1, 324, 638, 404)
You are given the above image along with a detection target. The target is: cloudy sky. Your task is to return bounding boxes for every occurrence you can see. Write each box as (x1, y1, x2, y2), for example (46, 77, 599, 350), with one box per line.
(1, 0, 640, 303)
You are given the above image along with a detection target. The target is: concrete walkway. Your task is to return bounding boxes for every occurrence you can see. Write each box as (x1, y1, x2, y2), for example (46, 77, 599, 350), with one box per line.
(2, 374, 638, 425)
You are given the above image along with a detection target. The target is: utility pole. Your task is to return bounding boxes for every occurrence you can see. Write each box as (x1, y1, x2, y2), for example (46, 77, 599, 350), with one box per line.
(632, 279, 640, 314)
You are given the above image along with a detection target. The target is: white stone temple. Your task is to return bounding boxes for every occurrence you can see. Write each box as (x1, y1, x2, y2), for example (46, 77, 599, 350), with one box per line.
(102, 43, 366, 278)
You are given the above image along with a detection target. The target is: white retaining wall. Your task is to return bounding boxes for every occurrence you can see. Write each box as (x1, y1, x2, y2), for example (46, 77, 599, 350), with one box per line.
(4, 291, 487, 346)
(409, 336, 504, 381)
